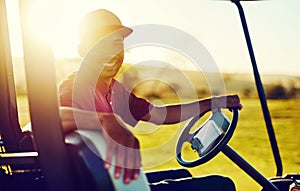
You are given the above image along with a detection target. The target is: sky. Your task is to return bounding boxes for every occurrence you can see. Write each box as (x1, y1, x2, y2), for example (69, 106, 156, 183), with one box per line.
(5, 0, 300, 76)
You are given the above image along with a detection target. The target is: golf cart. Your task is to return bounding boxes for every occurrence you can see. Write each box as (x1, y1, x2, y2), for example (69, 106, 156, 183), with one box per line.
(0, 0, 299, 190)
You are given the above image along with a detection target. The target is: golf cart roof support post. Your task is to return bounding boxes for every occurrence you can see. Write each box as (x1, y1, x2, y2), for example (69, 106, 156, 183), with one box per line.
(18, 0, 78, 190)
(0, 0, 23, 152)
(231, 0, 283, 177)
(222, 145, 280, 191)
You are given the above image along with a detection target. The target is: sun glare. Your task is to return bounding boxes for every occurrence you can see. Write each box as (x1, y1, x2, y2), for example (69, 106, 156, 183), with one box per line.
(5, 0, 300, 75)
(28, 0, 85, 57)
(7, 0, 86, 58)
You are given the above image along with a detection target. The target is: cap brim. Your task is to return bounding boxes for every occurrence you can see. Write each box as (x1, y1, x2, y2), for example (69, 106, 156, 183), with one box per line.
(113, 26, 133, 38)
(96, 25, 133, 38)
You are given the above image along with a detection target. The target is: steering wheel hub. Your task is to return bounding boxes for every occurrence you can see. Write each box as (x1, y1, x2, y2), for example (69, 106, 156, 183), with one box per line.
(176, 109, 239, 167)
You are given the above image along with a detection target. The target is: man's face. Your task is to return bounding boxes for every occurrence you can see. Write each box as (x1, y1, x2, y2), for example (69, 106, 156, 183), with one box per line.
(99, 50, 124, 79)
(80, 31, 125, 81)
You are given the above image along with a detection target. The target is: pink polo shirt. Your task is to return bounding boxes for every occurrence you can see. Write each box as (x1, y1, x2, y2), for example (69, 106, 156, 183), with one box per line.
(59, 72, 153, 126)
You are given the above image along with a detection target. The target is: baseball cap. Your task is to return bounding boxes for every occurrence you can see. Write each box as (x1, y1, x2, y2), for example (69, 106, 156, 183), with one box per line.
(79, 9, 133, 44)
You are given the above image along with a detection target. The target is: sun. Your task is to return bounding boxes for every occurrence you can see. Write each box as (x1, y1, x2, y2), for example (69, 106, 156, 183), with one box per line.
(6, 0, 86, 58)
(28, 0, 84, 57)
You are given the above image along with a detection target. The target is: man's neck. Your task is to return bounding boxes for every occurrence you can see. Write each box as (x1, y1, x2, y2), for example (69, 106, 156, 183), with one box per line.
(100, 77, 112, 86)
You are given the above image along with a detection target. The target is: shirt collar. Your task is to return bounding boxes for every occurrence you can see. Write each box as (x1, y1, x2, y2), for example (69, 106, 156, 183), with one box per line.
(96, 78, 115, 96)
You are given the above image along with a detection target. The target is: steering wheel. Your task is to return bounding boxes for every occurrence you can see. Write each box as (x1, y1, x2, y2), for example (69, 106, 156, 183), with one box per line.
(176, 108, 239, 167)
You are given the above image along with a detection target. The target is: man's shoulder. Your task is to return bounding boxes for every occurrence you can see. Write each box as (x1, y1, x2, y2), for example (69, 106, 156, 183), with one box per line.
(60, 72, 77, 86)
(111, 78, 129, 93)
(65, 72, 77, 81)
(58, 72, 78, 95)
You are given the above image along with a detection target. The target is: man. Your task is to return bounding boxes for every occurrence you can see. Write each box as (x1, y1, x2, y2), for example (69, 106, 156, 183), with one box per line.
(59, 9, 242, 190)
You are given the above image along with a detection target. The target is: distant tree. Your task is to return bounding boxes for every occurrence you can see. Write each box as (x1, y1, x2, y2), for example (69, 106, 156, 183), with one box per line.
(222, 73, 232, 84)
(145, 93, 162, 99)
(287, 80, 298, 98)
(196, 89, 208, 98)
(119, 64, 139, 89)
(267, 83, 288, 99)
(288, 87, 298, 98)
(242, 88, 252, 98)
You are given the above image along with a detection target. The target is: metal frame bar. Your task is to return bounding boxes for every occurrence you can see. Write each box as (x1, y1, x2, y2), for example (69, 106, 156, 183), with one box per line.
(18, 0, 78, 190)
(0, 152, 38, 165)
(222, 145, 279, 191)
(230, 0, 283, 177)
(0, 0, 23, 152)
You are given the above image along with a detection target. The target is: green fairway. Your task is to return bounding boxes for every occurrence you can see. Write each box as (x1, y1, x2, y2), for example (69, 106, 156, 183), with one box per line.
(17, 96, 300, 190)
(134, 98, 300, 191)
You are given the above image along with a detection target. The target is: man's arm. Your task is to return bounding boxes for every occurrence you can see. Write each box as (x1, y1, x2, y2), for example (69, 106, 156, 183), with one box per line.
(59, 106, 100, 132)
(59, 107, 141, 184)
(142, 94, 242, 125)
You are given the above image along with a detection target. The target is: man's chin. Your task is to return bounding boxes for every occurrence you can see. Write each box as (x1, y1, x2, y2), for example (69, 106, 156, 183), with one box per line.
(100, 73, 117, 80)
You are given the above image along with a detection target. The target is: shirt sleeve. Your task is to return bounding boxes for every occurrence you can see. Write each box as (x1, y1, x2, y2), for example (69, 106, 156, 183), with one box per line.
(59, 72, 97, 112)
(59, 75, 74, 107)
(111, 80, 153, 127)
(129, 93, 153, 123)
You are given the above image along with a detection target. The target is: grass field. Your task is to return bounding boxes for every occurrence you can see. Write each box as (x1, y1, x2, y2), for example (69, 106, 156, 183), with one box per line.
(17, 96, 300, 190)
(134, 98, 300, 190)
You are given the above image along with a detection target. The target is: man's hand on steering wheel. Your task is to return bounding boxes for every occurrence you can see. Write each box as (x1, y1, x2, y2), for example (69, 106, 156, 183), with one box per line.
(212, 94, 243, 111)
